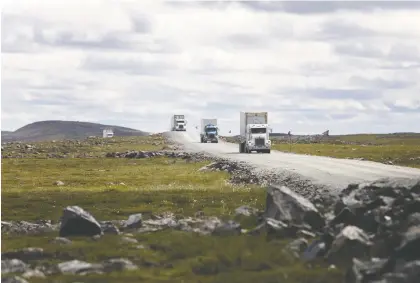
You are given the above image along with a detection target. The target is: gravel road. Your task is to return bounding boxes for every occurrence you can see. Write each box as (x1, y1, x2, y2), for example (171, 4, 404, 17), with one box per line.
(166, 130, 420, 190)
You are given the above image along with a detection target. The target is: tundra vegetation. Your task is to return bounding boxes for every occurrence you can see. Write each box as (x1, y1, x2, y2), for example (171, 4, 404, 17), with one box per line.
(222, 133, 420, 168)
(1, 135, 342, 283)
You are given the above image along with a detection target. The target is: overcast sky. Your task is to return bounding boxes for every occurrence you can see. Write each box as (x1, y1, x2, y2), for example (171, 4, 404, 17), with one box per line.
(2, 0, 420, 135)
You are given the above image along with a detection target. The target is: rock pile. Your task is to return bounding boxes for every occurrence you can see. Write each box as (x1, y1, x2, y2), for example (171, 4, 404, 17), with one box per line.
(298, 177, 420, 283)
(105, 150, 215, 163)
(2, 177, 419, 282)
(233, 178, 420, 282)
(1, 136, 167, 159)
(198, 161, 336, 207)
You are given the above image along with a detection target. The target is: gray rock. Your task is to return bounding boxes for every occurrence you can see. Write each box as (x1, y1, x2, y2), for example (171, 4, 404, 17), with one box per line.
(395, 226, 420, 261)
(1, 259, 28, 274)
(22, 269, 46, 278)
(235, 205, 258, 217)
(196, 217, 222, 235)
(327, 225, 373, 267)
(54, 180, 65, 186)
(57, 260, 103, 275)
(265, 184, 325, 231)
(100, 221, 120, 235)
(303, 239, 328, 261)
(59, 206, 102, 237)
(102, 258, 138, 272)
(123, 213, 143, 229)
(121, 236, 138, 244)
(1, 276, 29, 283)
(1, 220, 56, 235)
(212, 220, 241, 236)
(143, 215, 178, 230)
(284, 238, 308, 258)
(344, 257, 389, 283)
(51, 237, 72, 245)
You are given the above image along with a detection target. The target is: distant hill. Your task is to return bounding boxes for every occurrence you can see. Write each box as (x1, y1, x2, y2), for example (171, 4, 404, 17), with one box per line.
(1, 120, 149, 142)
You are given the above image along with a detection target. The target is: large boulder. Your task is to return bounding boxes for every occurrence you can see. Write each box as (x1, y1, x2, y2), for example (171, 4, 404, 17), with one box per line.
(265, 184, 325, 231)
(326, 225, 373, 267)
(59, 206, 102, 237)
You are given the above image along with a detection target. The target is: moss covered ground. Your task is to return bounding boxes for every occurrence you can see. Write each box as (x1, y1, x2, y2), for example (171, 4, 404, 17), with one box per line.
(1, 136, 343, 283)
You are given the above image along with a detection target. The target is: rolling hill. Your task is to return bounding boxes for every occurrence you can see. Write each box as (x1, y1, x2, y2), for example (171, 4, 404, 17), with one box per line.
(1, 120, 148, 142)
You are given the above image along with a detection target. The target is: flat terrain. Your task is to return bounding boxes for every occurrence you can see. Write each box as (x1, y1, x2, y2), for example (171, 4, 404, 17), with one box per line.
(272, 133, 420, 169)
(1, 135, 341, 283)
(170, 131, 420, 190)
(222, 133, 420, 168)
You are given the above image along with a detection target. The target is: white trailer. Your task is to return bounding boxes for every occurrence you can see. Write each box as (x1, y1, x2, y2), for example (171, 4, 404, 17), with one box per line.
(171, 114, 187, 131)
(102, 128, 114, 138)
(239, 112, 271, 153)
(200, 118, 218, 143)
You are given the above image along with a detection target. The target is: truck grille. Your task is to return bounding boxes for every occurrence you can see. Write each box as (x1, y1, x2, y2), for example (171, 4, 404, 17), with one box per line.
(255, 138, 265, 146)
(208, 134, 215, 138)
(179, 125, 184, 129)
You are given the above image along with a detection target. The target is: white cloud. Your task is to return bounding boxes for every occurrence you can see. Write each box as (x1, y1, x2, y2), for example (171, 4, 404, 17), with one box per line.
(2, 0, 420, 135)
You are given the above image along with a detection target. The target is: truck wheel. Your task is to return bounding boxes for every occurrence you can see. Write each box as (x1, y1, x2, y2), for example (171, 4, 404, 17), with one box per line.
(266, 150, 271, 154)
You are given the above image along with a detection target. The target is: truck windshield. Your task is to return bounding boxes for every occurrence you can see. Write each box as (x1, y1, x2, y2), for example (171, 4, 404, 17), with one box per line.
(250, 128, 266, 134)
(205, 127, 217, 133)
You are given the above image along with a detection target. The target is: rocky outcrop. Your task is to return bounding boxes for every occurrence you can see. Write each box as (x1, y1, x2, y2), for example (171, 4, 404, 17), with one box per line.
(2, 176, 420, 282)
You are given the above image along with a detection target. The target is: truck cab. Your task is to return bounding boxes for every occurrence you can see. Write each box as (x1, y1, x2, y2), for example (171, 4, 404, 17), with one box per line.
(239, 111, 272, 154)
(175, 119, 186, 131)
(201, 124, 219, 143)
(171, 115, 187, 131)
(244, 124, 271, 153)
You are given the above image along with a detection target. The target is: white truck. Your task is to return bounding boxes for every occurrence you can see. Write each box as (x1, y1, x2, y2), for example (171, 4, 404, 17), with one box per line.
(200, 118, 218, 143)
(239, 112, 271, 153)
(171, 114, 187, 131)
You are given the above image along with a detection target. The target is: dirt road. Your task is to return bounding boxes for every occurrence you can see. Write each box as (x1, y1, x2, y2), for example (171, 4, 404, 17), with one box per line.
(167, 131, 420, 190)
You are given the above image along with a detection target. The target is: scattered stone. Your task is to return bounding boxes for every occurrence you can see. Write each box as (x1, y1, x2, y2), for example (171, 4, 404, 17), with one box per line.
(1, 220, 57, 235)
(121, 236, 138, 244)
(1, 259, 28, 274)
(194, 211, 205, 218)
(1, 276, 29, 283)
(22, 269, 46, 279)
(265, 184, 325, 231)
(57, 260, 103, 275)
(100, 221, 121, 235)
(53, 180, 65, 186)
(284, 237, 308, 259)
(102, 258, 138, 272)
(59, 206, 102, 237)
(212, 220, 241, 236)
(91, 234, 102, 241)
(235, 205, 258, 217)
(51, 237, 72, 245)
(326, 225, 373, 267)
(122, 213, 143, 230)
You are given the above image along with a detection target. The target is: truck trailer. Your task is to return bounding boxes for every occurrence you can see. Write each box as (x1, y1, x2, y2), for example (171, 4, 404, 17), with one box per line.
(200, 119, 218, 143)
(239, 112, 271, 153)
(171, 115, 187, 131)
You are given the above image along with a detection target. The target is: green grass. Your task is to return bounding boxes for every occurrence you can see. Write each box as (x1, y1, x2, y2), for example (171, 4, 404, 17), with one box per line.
(1, 135, 166, 158)
(221, 134, 420, 168)
(2, 232, 342, 283)
(272, 140, 420, 168)
(1, 157, 264, 221)
(1, 136, 343, 282)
